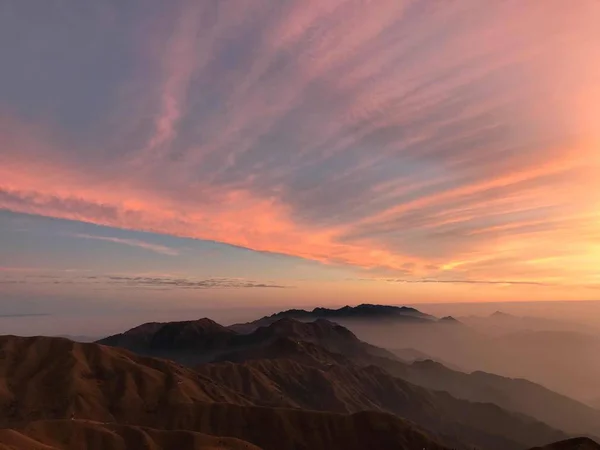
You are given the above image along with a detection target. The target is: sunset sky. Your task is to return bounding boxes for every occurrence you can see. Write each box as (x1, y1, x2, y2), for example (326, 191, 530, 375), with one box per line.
(2, 1, 600, 333)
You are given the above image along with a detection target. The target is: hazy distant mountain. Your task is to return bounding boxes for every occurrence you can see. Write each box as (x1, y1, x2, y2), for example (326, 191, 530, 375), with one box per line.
(382, 359, 600, 438)
(529, 437, 600, 449)
(439, 315, 461, 323)
(389, 348, 465, 371)
(332, 313, 600, 403)
(390, 347, 438, 362)
(229, 303, 437, 333)
(460, 311, 600, 336)
(492, 330, 600, 401)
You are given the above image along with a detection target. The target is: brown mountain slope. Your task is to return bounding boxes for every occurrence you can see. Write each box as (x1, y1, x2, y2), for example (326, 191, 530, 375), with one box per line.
(0, 412, 451, 450)
(212, 336, 350, 367)
(0, 420, 260, 450)
(0, 429, 55, 450)
(0, 335, 451, 450)
(98, 318, 573, 450)
(529, 437, 600, 449)
(136, 403, 453, 450)
(0, 335, 255, 426)
(0, 335, 567, 450)
(196, 358, 568, 450)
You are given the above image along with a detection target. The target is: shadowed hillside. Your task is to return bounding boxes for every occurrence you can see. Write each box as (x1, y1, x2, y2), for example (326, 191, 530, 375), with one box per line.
(98, 317, 396, 365)
(0, 420, 261, 450)
(0, 413, 453, 450)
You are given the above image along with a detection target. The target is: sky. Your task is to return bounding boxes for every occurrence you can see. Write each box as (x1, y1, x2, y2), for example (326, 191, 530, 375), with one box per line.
(1, 1, 600, 334)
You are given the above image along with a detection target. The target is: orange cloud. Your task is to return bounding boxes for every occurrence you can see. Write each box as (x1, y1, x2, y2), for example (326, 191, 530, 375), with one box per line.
(2, 0, 600, 295)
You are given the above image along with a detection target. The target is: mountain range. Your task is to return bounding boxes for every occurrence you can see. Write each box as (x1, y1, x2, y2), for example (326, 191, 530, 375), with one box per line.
(298, 306, 600, 403)
(1, 303, 598, 450)
(228, 304, 437, 334)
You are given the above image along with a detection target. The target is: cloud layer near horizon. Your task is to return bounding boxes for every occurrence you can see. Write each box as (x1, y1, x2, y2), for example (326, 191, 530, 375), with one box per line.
(1, 0, 600, 289)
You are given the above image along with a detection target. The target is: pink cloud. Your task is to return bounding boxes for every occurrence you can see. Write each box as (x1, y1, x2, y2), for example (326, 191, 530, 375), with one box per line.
(2, 0, 600, 291)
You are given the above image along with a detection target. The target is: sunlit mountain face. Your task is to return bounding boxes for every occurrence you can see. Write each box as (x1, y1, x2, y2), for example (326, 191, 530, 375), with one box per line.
(2, 0, 600, 331)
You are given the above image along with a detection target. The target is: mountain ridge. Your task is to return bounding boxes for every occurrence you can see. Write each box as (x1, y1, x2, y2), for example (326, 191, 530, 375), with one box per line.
(228, 304, 438, 334)
(0, 334, 568, 450)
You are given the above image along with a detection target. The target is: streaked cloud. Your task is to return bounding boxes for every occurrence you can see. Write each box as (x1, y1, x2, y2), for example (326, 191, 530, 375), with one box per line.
(101, 275, 290, 290)
(1, 0, 600, 294)
(0, 272, 290, 290)
(71, 233, 180, 256)
(385, 279, 551, 287)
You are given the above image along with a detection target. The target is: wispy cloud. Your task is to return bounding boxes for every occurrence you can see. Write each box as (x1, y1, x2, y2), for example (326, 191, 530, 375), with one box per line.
(1, 0, 600, 292)
(70, 233, 179, 256)
(384, 279, 551, 287)
(0, 272, 291, 290)
(102, 275, 290, 289)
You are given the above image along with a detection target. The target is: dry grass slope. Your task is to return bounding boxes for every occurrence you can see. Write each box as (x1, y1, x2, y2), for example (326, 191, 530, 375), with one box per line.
(0, 420, 261, 450)
(0, 336, 451, 450)
(0, 335, 256, 426)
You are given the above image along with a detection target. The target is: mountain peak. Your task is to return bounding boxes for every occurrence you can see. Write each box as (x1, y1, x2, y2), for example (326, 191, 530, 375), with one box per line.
(269, 304, 434, 321)
(439, 316, 460, 323)
(260, 317, 359, 341)
(97, 317, 236, 353)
